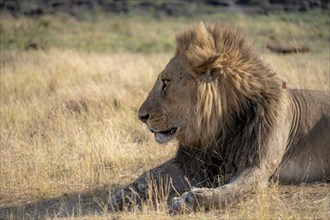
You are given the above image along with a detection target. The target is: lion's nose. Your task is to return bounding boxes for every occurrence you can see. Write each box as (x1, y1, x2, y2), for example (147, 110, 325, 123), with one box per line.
(138, 113, 149, 123)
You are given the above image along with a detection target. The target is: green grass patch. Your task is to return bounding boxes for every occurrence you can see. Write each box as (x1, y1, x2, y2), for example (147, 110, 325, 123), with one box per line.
(0, 10, 329, 53)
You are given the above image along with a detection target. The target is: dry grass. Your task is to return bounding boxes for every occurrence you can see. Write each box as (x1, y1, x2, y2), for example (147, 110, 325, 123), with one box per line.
(0, 49, 173, 200)
(0, 12, 329, 219)
(1, 49, 329, 220)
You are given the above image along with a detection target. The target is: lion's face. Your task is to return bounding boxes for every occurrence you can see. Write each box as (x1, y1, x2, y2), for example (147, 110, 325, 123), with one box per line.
(138, 54, 197, 144)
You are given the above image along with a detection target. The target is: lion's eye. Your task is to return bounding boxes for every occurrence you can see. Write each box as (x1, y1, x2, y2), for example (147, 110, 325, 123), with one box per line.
(161, 79, 170, 93)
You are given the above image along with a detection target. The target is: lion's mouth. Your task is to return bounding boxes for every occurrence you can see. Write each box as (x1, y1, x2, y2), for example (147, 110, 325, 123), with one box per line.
(150, 127, 178, 144)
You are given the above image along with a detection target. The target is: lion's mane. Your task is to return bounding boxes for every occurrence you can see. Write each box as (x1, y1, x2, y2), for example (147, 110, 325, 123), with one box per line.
(175, 22, 287, 181)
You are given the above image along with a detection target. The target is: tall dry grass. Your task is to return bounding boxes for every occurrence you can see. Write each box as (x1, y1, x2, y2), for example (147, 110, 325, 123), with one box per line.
(0, 49, 329, 219)
(0, 49, 173, 200)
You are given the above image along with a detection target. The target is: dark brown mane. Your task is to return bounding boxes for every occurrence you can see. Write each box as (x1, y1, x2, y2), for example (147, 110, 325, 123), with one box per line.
(175, 21, 285, 183)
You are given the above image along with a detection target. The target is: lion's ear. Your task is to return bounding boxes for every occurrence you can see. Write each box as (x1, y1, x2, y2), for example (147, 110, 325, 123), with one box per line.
(199, 67, 221, 83)
(188, 51, 229, 83)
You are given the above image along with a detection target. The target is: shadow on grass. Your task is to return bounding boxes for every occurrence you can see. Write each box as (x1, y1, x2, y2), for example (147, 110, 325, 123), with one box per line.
(0, 185, 120, 219)
(1, 182, 329, 219)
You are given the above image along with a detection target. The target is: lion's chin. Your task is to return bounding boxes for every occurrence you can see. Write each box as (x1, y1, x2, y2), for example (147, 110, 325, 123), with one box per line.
(154, 127, 178, 144)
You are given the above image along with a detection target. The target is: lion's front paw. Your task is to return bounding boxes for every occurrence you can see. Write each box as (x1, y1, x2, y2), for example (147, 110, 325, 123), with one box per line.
(168, 188, 211, 214)
(109, 188, 132, 211)
(168, 196, 189, 215)
(109, 183, 147, 211)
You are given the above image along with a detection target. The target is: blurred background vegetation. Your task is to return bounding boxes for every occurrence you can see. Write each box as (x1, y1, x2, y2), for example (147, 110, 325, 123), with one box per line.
(0, 0, 329, 53)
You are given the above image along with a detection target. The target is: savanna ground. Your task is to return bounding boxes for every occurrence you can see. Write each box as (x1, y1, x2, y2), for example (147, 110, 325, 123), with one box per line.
(0, 9, 329, 219)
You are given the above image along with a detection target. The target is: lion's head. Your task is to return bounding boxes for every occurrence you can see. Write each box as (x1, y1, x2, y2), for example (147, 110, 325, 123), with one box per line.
(138, 21, 283, 149)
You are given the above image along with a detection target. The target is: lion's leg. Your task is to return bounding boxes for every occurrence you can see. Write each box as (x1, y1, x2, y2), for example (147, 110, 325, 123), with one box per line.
(110, 159, 193, 211)
(169, 166, 270, 214)
(168, 104, 293, 214)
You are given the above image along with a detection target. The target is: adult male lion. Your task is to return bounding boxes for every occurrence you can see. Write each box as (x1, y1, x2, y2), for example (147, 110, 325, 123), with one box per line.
(110, 22, 330, 213)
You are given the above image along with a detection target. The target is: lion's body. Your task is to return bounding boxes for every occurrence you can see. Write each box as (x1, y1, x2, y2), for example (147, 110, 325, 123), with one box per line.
(111, 22, 330, 213)
(176, 89, 330, 187)
(279, 89, 330, 183)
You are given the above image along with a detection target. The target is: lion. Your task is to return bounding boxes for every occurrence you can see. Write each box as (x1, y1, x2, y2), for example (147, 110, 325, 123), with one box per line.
(110, 21, 330, 214)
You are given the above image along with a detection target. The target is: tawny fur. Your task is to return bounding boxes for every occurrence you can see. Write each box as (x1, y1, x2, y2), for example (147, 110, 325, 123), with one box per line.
(176, 22, 285, 172)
